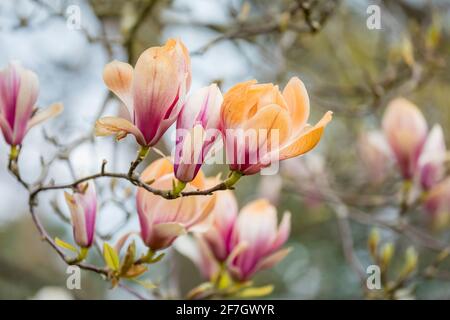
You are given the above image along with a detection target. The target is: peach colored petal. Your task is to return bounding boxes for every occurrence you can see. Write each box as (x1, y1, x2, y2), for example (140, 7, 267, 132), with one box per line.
(27, 102, 63, 131)
(282, 77, 310, 134)
(382, 97, 427, 178)
(103, 60, 134, 117)
(140, 157, 174, 182)
(95, 116, 146, 146)
(243, 104, 292, 149)
(277, 111, 332, 160)
(221, 80, 257, 129)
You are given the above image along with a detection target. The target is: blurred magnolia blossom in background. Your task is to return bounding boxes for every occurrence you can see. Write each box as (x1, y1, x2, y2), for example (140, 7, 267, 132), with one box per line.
(1, 0, 450, 301)
(176, 194, 290, 298)
(378, 98, 450, 227)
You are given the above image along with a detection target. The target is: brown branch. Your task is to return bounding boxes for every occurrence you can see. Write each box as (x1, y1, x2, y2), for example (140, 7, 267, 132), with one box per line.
(191, 0, 337, 56)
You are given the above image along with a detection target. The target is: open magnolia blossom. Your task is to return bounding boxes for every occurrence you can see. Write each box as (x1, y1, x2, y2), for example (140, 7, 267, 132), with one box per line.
(228, 199, 291, 281)
(136, 157, 216, 251)
(176, 197, 290, 282)
(96, 38, 191, 147)
(379, 98, 450, 219)
(382, 98, 428, 180)
(64, 181, 98, 248)
(220, 77, 332, 175)
(174, 84, 223, 183)
(0, 62, 63, 147)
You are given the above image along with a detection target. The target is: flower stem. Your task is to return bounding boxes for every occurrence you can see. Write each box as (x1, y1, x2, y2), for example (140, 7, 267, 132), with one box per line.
(67, 247, 89, 264)
(171, 180, 187, 197)
(128, 145, 150, 177)
(224, 171, 243, 188)
(9, 145, 19, 162)
(399, 179, 412, 217)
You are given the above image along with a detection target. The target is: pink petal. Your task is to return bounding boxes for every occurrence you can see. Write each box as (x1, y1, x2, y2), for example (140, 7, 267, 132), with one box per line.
(12, 66, 39, 145)
(253, 247, 292, 274)
(271, 211, 291, 251)
(0, 114, 13, 145)
(282, 77, 310, 134)
(382, 98, 428, 179)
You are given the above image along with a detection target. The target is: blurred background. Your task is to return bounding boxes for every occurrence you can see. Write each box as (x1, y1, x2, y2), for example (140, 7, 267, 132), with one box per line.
(0, 0, 450, 299)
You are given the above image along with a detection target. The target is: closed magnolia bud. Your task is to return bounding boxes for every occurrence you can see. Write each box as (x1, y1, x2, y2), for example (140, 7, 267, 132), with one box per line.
(382, 98, 428, 179)
(400, 247, 418, 278)
(64, 181, 97, 248)
(174, 84, 223, 183)
(380, 243, 395, 270)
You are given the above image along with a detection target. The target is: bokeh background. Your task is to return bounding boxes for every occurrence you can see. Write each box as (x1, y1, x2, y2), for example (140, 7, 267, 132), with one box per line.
(0, 0, 450, 299)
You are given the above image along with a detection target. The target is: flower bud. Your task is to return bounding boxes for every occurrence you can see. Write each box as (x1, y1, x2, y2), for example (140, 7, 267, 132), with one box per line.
(382, 98, 427, 179)
(64, 181, 97, 248)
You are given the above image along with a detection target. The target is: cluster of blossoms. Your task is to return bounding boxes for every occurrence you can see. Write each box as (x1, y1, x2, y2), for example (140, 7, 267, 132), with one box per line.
(0, 39, 332, 294)
(360, 98, 450, 226)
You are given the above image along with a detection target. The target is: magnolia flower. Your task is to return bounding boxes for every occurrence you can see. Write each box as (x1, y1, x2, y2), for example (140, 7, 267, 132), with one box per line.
(382, 98, 428, 180)
(418, 125, 447, 190)
(358, 130, 393, 185)
(201, 179, 238, 262)
(96, 38, 191, 147)
(136, 158, 216, 251)
(220, 77, 332, 175)
(0, 62, 63, 147)
(174, 84, 222, 182)
(228, 199, 291, 281)
(64, 182, 97, 248)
